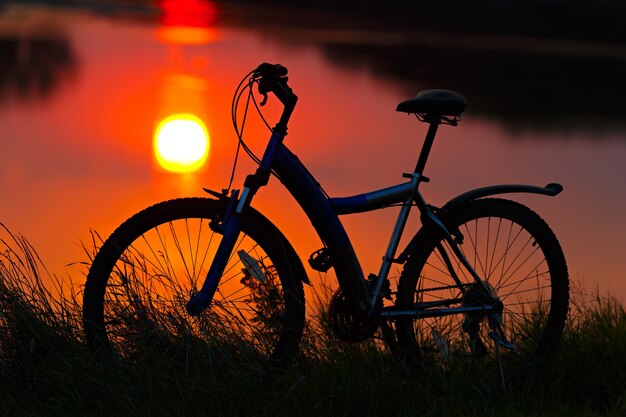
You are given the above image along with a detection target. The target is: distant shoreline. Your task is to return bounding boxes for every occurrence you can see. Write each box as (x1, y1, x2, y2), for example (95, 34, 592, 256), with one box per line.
(2, 0, 625, 130)
(3, 0, 625, 44)
(214, 1, 626, 131)
(214, 0, 626, 44)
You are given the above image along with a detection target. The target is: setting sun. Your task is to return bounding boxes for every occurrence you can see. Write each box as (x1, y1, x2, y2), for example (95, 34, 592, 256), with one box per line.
(154, 114, 209, 173)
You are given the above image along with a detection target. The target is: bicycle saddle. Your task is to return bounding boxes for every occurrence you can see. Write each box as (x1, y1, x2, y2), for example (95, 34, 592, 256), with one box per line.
(396, 89, 466, 116)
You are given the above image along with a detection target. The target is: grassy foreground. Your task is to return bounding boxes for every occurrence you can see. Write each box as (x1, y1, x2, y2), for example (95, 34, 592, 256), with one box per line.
(0, 225, 624, 417)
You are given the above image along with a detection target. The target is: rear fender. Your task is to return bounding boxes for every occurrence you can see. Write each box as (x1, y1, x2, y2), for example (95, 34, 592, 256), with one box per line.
(442, 183, 562, 211)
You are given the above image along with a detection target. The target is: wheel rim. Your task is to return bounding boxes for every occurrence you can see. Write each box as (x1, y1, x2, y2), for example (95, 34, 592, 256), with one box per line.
(410, 212, 557, 368)
(97, 216, 289, 364)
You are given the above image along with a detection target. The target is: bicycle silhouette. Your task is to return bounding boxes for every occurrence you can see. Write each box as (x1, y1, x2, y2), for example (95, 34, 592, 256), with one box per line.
(83, 63, 569, 385)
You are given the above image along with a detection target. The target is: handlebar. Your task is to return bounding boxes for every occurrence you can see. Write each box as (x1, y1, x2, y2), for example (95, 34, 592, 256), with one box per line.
(253, 62, 288, 80)
(252, 62, 298, 131)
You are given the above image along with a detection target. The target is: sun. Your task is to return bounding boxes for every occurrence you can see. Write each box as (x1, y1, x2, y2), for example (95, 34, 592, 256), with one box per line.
(154, 114, 209, 173)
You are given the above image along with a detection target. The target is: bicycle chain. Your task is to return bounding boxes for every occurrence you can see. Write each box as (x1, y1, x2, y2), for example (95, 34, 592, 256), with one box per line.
(415, 282, 470, 294)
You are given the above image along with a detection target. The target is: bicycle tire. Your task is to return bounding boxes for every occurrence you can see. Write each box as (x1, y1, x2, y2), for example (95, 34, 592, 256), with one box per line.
(83, 197, 306, 367)
(395, 198, 569, 376)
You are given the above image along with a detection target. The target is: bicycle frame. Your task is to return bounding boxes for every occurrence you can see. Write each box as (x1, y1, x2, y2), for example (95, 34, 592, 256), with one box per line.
(271, 130, 508, 318)
(186, 67, 563, 322)
(188, 122, 488, 318)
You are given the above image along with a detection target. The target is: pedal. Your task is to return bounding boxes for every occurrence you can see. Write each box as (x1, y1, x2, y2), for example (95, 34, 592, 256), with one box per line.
(308, 248, 332, 272)
(489, 331, 515, 351)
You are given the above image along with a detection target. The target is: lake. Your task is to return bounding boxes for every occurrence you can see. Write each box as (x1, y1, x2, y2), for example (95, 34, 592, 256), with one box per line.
(1, 1, 625, 301)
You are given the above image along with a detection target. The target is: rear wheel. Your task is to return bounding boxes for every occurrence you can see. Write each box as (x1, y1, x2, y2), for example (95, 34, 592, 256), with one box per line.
(83, 198, 306, 368)
(396, 198, 569, 379)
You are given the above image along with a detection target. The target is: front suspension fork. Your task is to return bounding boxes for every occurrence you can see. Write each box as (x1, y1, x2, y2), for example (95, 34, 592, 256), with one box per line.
(186, 190, 243, 316)
(186, 129, 285, 317)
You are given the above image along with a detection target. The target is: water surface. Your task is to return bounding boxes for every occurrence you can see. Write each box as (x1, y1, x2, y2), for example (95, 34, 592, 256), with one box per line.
(1, 2, 625, 300)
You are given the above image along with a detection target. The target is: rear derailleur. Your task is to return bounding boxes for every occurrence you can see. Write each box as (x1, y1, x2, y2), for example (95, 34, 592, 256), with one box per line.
(461, 282, 515, 358)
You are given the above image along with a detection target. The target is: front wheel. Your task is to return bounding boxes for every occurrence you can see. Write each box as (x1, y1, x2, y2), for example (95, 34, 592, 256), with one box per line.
(396, 198, 569, 378)
(83, 198, 306, 368)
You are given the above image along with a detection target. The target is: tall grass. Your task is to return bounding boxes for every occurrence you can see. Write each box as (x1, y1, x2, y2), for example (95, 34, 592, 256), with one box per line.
(0, 224, 82, 362)
(0, 224, 624, 416)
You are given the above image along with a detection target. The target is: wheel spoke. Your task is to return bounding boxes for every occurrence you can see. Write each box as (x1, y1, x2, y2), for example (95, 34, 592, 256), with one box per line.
(395, 199, 568, 379)
(84, 199, 305, 366)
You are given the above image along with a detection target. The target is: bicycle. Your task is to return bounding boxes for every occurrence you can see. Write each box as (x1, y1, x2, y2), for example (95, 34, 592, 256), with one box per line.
(82, 63, 569, 384)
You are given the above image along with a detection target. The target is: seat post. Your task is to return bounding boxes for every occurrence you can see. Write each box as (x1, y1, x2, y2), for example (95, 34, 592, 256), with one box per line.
(414, 120, 439, 175)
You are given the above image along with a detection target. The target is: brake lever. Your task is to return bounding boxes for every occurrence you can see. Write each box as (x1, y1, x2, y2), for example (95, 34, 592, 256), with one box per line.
(256, 79, 270, 106)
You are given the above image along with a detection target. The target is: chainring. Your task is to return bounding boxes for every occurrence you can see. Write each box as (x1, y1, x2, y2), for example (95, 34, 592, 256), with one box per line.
(328, 289, 379, 343)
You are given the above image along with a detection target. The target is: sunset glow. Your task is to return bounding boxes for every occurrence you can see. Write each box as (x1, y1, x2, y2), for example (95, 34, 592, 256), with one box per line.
(154, 114, 209, 173)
